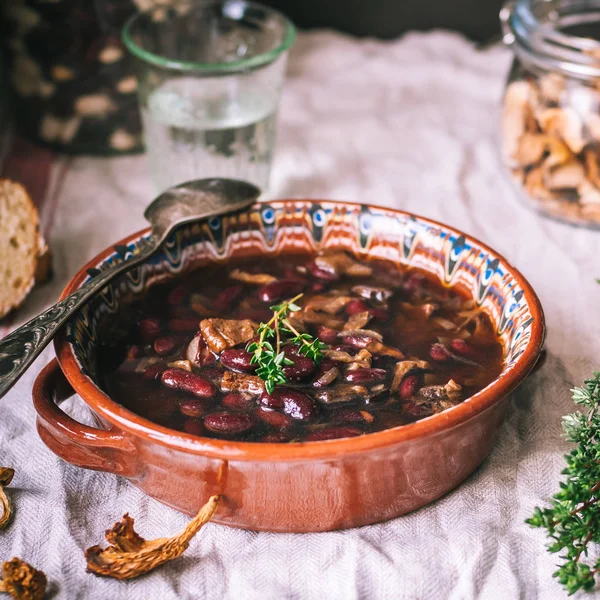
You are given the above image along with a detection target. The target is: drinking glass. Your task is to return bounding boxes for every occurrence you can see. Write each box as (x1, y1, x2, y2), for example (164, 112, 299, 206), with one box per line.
(123, 0, 295, 192)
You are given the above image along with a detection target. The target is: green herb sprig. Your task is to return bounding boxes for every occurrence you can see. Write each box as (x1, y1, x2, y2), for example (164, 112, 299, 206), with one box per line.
(528, 372, 600, 595)
(247, 294, 328, 394)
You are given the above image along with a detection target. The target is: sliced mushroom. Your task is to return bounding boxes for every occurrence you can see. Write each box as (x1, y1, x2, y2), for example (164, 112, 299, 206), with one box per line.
(346, 349, 373, 371)
(417, 379, 462, 402)
(343, 311, 371, 331)
(583, 147, 600, 188)
(538, 72, 565, 104)
(578, 179, 600, 206)
(220, 371, 264, 395)
(543, 159, 585, 190)
(299, 310, 345, 330)
(305, 294, 353, 315)
(199, 318, 257, 354)
(391, 359, 431, 392)
(324, 348, 371, 368)
(314, 251, 372, 277)
(524, 166, 556, 201)
(365, 340, 404, 359)
(538, 107, 586, 154)
(313, 383, 369, 404)
(515, 132, 548, 167)
(229, 269, 276, 286)
(544, 137, 573, 170)
(351, 284, 393, 302)
(502, 80, 538, 163)
(586, 113, 600, 142)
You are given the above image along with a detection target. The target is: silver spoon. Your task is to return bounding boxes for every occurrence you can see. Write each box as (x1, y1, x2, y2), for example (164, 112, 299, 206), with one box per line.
(0, 178, 261, 399)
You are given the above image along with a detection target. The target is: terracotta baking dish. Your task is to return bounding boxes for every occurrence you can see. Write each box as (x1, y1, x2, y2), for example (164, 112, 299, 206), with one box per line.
(32, 200, 545, 532)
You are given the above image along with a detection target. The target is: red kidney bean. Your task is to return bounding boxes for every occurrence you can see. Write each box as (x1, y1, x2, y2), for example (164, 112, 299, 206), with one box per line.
(331, 409, 374, 425)
(259, 432, 290, 443)
(258, 389, 285, 410)
(167, 285, 188, 306)
(305, 426, 363, 441)
(344, 368, 387, 383)
(143, 362, 166, 380)
(259, 387, 318, 420)
(213, 285, 244, 312)
(161, 369, 217, 398)
(219, 349, 256, 373)
(341, 335, 371, 349)
(179, 398, 210, 418)
(183, 419, 206, 437)
(282, 352, 315, 381)
(306, 261, 339, 281)
(345, 298, 370, 315)
(222, 392, 255, 411)
(186, 332, 204, 367)
(202, 350, 217, 366)
(258, 279, 306, 303)
(139, 318, 161, 343)
(255, 407, 293, 429)
(450, 338, 478, 360)
(282, 266, 309, 282)
(430, 343, 451, 362)
(311, 281, 328, 293)
(125, 345, 142, 360)
(199, 365, 226, 383)
(283, 345, 301, 357)
(153, 336, 181, 356)
(331, 344, 358, 354)
(168, 318, 200, 332)
(204, 411, 256, 435)
(399, 374, 420, 400)
(401, 399, 430, 419)
(368, 307, 389, 322)
(316, 325, 338, 345)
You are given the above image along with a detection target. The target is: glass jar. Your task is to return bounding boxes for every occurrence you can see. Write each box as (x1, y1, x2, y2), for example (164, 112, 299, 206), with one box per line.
(501, 0, 600, 227)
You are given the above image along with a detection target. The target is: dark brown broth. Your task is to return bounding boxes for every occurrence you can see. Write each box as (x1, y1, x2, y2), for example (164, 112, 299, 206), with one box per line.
(98, 254, 503, 442)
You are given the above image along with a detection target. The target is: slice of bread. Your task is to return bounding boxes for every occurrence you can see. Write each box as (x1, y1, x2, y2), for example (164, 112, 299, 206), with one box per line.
(0, 179, 49, 319)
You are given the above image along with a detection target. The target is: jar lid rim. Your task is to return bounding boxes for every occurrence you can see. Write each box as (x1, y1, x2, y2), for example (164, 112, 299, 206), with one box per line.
(502, 0, 600, 79)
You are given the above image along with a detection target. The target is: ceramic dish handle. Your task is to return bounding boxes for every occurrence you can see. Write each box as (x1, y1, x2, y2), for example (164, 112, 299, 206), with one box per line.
(32, 359, 137, 477)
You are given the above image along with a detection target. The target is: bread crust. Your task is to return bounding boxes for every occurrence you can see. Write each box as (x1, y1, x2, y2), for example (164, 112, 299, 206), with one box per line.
(0, 179, 50, 320)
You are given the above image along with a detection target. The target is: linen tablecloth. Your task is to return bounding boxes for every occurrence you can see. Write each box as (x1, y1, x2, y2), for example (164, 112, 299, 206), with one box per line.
(2, 30, 600, 600)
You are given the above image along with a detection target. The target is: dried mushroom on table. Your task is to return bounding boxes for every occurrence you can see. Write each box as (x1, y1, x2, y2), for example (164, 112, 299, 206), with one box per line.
(0, 558, 47, 600)
(502, 73, 600, 225)
(0, 467, 15, 530)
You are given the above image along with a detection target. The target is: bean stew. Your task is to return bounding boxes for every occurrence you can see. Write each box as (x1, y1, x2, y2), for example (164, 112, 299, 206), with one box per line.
(99, 251, 503, 443)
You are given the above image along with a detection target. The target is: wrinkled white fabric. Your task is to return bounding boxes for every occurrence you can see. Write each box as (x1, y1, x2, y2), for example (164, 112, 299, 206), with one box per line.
(2, 30, 600, 600)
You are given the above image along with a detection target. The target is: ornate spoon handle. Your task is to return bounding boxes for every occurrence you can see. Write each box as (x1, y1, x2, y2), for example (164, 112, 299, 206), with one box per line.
(0, 244, 155, 399)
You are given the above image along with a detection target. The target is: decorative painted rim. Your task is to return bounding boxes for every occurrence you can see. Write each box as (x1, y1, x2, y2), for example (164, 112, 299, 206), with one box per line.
(55, 201, 545, 462)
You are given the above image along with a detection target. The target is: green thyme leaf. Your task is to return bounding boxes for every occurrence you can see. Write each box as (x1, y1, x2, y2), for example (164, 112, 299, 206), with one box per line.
(249, 293, 330, 393)
(529, 371, 600, 595)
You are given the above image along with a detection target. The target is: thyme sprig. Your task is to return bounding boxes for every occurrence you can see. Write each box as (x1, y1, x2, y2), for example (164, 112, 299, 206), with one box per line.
(528, 372, 600, 595)
(247, 293, 327, 394)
